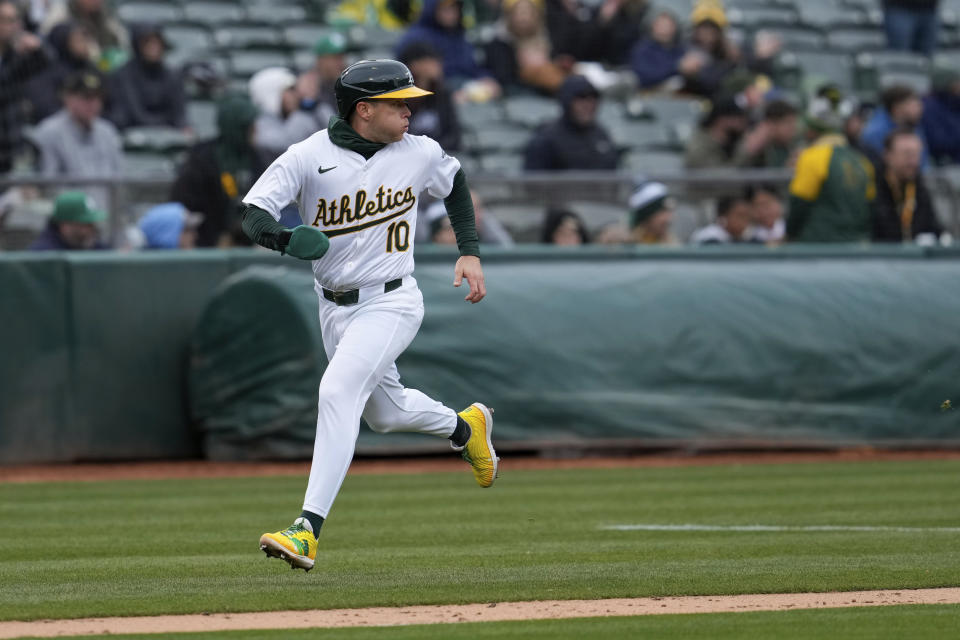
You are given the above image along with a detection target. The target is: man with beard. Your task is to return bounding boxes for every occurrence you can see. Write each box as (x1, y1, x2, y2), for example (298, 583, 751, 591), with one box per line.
(398, 41, 461, 151)
(523, 74, 618, 170)
(29, 191, 111, 250)
(683, 97, 747, 169)
(861, 85, 928, 166)
(106, 23, 186, 130)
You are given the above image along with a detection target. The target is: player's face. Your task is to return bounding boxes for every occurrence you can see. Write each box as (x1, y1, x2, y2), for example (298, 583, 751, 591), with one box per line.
(366, 99, 412, 143)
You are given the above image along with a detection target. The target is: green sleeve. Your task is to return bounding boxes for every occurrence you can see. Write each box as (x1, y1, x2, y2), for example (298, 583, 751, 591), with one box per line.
(786, 195, 813, 241)
(443, 168, 480, 258)
(241, 204, 292, 253)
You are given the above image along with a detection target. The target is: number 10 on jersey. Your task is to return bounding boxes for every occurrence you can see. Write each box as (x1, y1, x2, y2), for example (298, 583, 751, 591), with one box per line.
(386, 221, 410, 252)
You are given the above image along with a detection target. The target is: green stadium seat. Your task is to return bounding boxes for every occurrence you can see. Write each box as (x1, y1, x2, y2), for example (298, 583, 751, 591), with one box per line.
(245, 3, 308, 26)
(791, 51, 855, 90)
(283, 24, 340, 50)
(214, 25, 283, 49)
(607, 120, 671, 151)
(123, 151, 176, 175)
(502, 96, 560, 127)
(879, 72, 932, 94)
(164, 25, 214, 53)
(469, 125, 529, 153)
(455, 100, 506, 127)
(826, 28, 886, 52)
(293, 50, 316, 73)
(183, 2, 246, 26)
(117, 2, 184, 24)
(856, 50, 932, 74)
(797, 4, 867, 28)
(933, 48, 960, 72)
(123, 127, 193, 153)
(728, 6, 798, 28)
(228, 50, 293, 78)
(187, 100, 218, 138)
(623, 149, 685, 174)
(478, 152, 524, 174)
(631, 97, 704, 126)
(762, 26, 826, 52)
(347, 24, 404, 52)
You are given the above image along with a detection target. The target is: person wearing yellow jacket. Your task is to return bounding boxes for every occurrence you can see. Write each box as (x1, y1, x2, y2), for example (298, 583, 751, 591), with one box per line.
(787, 98, 875, 242)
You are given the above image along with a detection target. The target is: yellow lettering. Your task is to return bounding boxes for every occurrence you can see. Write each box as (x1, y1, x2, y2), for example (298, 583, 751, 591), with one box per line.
(312, 199, 326, 227)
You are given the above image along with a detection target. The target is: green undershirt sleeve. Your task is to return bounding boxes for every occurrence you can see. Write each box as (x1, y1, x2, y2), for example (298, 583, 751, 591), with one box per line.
(443, 168, 480, 258)
(241, 204, 292, 253)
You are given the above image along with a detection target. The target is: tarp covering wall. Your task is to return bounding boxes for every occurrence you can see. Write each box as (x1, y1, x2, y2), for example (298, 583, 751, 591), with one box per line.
(2, 246, 960, 463)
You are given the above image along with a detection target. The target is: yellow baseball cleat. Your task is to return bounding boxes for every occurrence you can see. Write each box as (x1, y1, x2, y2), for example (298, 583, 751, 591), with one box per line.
(455, 403, 499, 488)
(259, 518, 317, 571)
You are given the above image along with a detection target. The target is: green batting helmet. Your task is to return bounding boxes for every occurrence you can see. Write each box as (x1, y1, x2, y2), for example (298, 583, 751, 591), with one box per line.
(334, 59, 432, 118)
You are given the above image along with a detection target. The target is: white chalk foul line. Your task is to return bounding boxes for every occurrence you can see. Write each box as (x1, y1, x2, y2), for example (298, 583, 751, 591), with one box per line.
(601, 524, 960, 533)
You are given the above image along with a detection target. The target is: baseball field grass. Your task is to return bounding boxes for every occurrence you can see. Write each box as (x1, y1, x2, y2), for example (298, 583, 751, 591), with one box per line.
(2, 459, 959, 629)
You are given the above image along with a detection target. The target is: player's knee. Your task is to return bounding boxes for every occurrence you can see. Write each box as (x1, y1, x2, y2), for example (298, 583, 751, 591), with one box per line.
(364, 411, 404, 434)
(317, 380, 351, 407)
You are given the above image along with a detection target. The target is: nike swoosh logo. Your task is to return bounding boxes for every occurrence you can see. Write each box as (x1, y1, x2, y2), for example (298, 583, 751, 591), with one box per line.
(318, 166, 336, 174)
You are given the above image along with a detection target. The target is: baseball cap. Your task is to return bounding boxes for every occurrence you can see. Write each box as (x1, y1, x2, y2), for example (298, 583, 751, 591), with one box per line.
(138, 202, 203, 249)
(314, 31, 348, 56)
(691, 0, 728, 28)
(63, 70, 104, 96)
(52, 191, 106, 224)
(629, 181, 673, 227)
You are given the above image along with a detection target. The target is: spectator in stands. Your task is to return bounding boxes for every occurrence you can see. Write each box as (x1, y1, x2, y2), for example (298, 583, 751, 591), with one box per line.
(734, 99, 799, 168)
(137, 202, 203, 249)
(296, 32, 347, 125)
(786, 99, 875, 242)
(679, 0, 738, 98)
(628, 181, 677, 245)
(483, 0, 566, 95)
(581, 0, 648, 67)
(872, 129, 942, 242)
(399, 42, 462, 151)
(0, 0, 48, 174)
(690, 195, 754, 244)
(629, 9, 685, 90)
(248, 67, 318, 160)
(420, 189, 514, 245)
(29, 70, 122, 209)
(170, 94, 265, 247)
(29, 190, 110, 250)
(523, 74, 618, 171)
(922, 68, 960, 164)
(24, 21, 94, 123)
(394, 0, 501, 97)
(883, 0, 940, 57)
(683, 97, 747, 169)
(860, 85, 928, 165)
(40, 0, 128, 71)
(745, 184, 785, 244)
(542, 207, 588, 245)
(106, 24, 186, 131)
(425, 204, 457, 244)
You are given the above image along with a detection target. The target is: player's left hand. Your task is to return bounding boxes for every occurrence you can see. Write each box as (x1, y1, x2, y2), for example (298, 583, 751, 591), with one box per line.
(453, 256, 486, 304)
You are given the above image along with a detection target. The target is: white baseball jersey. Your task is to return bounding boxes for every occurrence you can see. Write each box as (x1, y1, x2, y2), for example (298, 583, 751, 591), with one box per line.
(242, 129, 461, 292)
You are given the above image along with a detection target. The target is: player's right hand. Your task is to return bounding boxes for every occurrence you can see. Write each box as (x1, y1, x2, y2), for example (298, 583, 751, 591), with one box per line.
(285, 226, 330, 260)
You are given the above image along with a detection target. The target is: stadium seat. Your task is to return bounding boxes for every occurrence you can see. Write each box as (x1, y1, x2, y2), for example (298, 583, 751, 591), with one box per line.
(283, 25, 340, 51)
(502, 96, 560, 127)
(347, 24, 404, 51)
(456, 100, 506, 127)
(186, 100, 218, 139)
(727, 6, 798, 28)
(123, 151, 176, 175)
(183, 2, 246, 26)
(228, 50, 293, 79)
(123, 127, 193, 153)
(116, 2, 184, 24)
(293, 50, 316, 73)
(245, 3, 308, 26)
(607, 120, 671, 151)
(631, 97, 704, 126)
(856, 50, 932, 74)
(791, 51, 855, 90)
(763, 26, 826, 52)
(469, 125, 530, 153)
(214, 25, 283, 49)
(478, 152, 524, 174)
(797, 4, 867, 28)
(826, 28, 886, 52)
(164, 25, 214, 53)
(879, 72, 932, 94)
(623, 149, 685, 174)
(933, 49, 960, 72)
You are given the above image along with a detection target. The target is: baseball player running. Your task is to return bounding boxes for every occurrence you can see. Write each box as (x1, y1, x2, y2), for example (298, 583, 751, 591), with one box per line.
(241, 59, 498, 572)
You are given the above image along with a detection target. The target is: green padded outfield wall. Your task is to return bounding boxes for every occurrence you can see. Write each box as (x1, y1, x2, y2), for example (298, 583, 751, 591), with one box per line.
(2, 246, 960, 463)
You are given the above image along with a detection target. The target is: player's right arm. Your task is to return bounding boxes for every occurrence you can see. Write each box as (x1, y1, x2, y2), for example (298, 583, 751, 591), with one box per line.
(240, 143, 329, 260)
